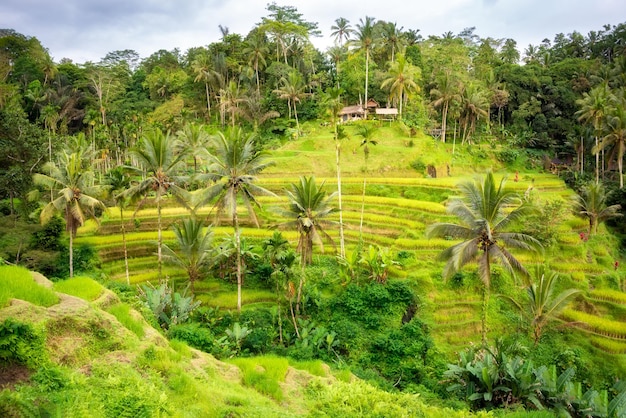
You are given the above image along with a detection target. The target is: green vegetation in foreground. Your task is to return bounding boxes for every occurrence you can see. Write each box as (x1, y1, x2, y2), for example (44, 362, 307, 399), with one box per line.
(0, 277, 515, 417)
(0, 265, 58, 308)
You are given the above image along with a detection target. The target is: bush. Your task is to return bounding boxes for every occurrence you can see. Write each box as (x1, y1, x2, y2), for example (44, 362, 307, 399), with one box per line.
(167, 323, 214, 353)
(30, 215, 64, 251)
(0, 318, 47, 368)
(410, 158, 426, 173)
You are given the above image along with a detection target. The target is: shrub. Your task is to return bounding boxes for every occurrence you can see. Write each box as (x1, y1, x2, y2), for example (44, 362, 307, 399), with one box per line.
(139, 282, 200, 330)
(410, 158, 426, 173)
(0, 318, 47, 368)
(30, 215, 64, 251)
(167, 323, 214, 353)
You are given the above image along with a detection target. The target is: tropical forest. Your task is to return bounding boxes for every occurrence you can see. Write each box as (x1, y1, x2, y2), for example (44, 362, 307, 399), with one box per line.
(2, 4, 626, 417)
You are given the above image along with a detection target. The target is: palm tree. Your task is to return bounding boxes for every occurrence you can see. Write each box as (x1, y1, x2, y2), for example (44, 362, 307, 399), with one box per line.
(502, 266, 581, 344)
(430, 70, 460, 143)
(597, 94, 626, 188)
(192, 53, 223, 121)
(576, 84, 611, 183)
(161, 218, 216, 292)
(282, 176, 337, 266)
(572, 182, 622, 234)
(380, 21, 404, 63)
(262, 231, 292, 343)
(125, 128, 188, 279)
(239, 92, 280, 133)
(32, 149, 106, 278)
(219, 81, 247, 128)
(195, 127, 274, 312)
(381, 53, 420, 119)
(355, 122, 379, 166)
(321, 87, 348, 257)
(105, 167, 132, 285)
(459, 82, 490, 144)
(330, 17, 354, 47)
(176, 123, 210, 173)
(273, 70, 308, 133)
(352, 16, 377, 112)
(243, 32, 269, 96)
(426, 171, 541, 343)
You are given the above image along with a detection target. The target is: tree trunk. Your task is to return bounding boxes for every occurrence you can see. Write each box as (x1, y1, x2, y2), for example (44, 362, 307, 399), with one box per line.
(335, 138, 345, 258)
(441, 102, 448, 143)
(69, 231, 74, 278)
(596, 135, 600, 184)
(120, 205, 130, 285)
(364, 49, 369, 117)
(157, 188, 163, 280)
(205, 82, 211, 120)
(234, 209, 242, 312)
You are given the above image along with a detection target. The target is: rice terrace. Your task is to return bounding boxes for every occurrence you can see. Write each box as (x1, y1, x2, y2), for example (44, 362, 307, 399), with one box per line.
(1, 4, 626, 417)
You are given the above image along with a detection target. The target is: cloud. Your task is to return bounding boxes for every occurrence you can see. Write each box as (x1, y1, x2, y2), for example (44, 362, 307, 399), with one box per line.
(1, 0, 624, 63)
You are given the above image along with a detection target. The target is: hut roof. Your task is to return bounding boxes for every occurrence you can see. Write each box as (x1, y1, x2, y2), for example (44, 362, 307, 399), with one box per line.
(339, 105, 365, 115)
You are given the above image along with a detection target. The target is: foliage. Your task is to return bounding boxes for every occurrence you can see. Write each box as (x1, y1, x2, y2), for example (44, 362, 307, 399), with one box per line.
(572, 182, 622, 234)
(167, 322, 214, 353)
(0, 318, 47, 367)
(138, 281, 200, 330)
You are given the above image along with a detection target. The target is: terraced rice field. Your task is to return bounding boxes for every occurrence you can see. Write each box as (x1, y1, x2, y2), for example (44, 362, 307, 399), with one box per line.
(75, 158, 625, 353)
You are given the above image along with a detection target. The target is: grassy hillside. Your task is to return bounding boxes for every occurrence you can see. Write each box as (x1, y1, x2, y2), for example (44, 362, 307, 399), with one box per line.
(0, 265, 554, 417)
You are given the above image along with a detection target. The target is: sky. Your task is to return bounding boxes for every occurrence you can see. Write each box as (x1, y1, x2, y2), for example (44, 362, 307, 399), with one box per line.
(1, 0, 625, 64)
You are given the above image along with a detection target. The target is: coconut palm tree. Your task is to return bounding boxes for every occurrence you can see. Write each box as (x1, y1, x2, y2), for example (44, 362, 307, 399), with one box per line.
(459, 82, 490, 144)
(430, 70, 460, 143)
(352, 16, 377, 112)
(282, 176, 337, 266)
(176, 123, 210, 173)
(105, 166, 132, 284)
(273, 70, 308, 133)
(330, 17, 354, 47)
(576, 84, 611, 183)
(321, 87, 348, 257)
(381, 53, 420, 118)
(195, 127, 274, 312)
(161, 217, 216, 292)
(125, 128, 188, 279)
(355, 122, 379, 166)
(597, 94, 626, 188)
(426, 171, 541, 343)
(572, 182, 622, 234)
(243, 32, 269, 96)
(32, 149, 106, 278)
(501, 266, 581, 345)
(380, 21, 404, 63)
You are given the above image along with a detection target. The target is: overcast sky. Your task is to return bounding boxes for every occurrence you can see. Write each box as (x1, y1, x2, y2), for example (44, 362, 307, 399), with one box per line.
(1, 0, 624, 63)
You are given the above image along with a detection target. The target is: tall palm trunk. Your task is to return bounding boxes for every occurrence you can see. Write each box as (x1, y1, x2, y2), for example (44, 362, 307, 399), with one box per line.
(364, 50, 369, 115)
(120, 205, 130, 285)
(596, 135, 600, 184)
(335, 137, 345, 257)
(157, 188, 163, 279)
(234, 208, 242, 312)
(69, 231, 74, 278)
(441, 102, 449, 143)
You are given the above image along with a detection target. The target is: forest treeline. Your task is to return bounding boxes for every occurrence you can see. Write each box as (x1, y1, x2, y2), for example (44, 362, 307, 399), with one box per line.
(1, 4, 626, 208)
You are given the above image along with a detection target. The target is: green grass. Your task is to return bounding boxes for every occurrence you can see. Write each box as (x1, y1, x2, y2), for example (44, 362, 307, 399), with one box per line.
(562, 308, 626, 338)
(0, 265, 59, 308)
(106, 303, 145, 338)
(53, 276, 104, 301)
(228, 355, 290, 401)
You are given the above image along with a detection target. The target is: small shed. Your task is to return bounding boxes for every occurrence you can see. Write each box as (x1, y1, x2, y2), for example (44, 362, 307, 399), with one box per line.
(375, 108, 398, 121)
(339, 105, 365, 122)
